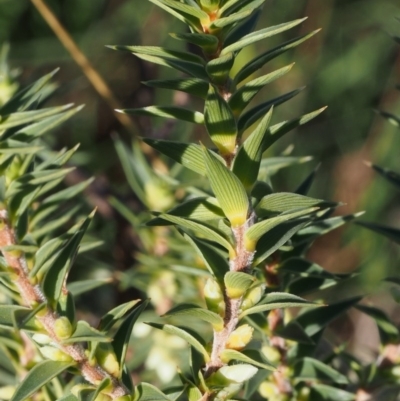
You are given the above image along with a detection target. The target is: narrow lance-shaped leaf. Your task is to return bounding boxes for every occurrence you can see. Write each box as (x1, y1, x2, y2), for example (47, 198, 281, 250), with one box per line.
(149, 213, 236, 257)
(204, 85, 238, 155)
(203, 146, 249, 227)
(367, 162, 400, 191)
(238, 88, 305, 133)
(356, 221, 400, 244)
(144, 78, 209, 99)
(256, 192, 336, 217)
(10, 361, 74, 401)
(113, 299, 149, 373)
(164, 303, 224, 331)
(239, 292, 317, 318)
(245, 207, 318, 251)
(150, 0, 209, 23)
(261, 107, 327, 153)
(229, 65, 293, 116)
(146, 323, 210, 362)
(118, 106, 204, 124)
(170, 32, 219, 54)
(221, 18, 307, 55)
(143, 139, 208, 175)
(235, 30, 320, 84)
(62, 321, 112, 344)
(232, 107, 273, 189)
(220, 349, 275, 371)
(209, 9, 253, 31)
(206, 52, 235, 85)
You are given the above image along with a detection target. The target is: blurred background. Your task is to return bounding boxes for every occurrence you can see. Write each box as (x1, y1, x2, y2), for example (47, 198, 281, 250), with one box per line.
(1, 0, 400, 383)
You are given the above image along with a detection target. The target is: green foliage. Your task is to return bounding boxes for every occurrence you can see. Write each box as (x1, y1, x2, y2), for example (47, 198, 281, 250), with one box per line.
(1, 2, 400, 401)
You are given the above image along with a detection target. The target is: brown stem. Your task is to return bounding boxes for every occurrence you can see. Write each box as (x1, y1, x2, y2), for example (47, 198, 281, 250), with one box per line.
(0, 211, 128, 399)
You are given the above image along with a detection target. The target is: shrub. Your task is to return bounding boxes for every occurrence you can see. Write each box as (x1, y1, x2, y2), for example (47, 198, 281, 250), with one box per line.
(1, 2, 400, 401)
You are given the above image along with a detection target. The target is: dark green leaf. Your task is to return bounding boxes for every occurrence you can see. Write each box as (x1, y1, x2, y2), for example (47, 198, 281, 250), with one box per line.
(62, 321, 112, 344)
(206, 52, 235, 85)
(136, 383, 170, 401)
(355, 221, 400, 244)
(144, 78, 209, 99)
(309, 384, 355, 401)
(369, 163, 400, 191)
(10, 361, 74, 401)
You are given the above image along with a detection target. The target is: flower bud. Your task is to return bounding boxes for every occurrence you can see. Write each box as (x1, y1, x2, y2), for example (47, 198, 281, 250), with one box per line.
(241, 284, 265, 310)
(32, 333, 52, 345)
(54, 316, 73, 340)
(226, 324, 253, 350)
(40, 346, 72, 362)
(95, 343, 120, 377)
(204, 278, 225, 315)
(208, 364, 258, 386)
(224, 272, 255, 299)
(261, 345, 281, 364)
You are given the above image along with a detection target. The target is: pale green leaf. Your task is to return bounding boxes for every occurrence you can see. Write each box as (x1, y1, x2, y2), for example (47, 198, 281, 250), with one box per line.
(136, 383, 170, 401)
(203, 147, 249, 227)
(224, 271, 255, 298)
(62, 321, 112, 344)
(220, 349, 275, 371)
(209, 9, 252, 30)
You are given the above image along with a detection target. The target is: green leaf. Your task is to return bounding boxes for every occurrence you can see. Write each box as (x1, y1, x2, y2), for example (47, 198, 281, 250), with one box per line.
(280, 258, 335, 279)
(146, 323, 210, 362)
(295, 164, 320, 195)
(144, 78, 209, 99)
(224, 271, 255, 298)
(235, 30, 320, 84)
(170, 32, 219, 53)
(150, 0, 209, 22)
(98, 300, 142, 332)
(238, 88, 305, 133)
(256, 193, 336, 217)
(232, 107, 273, 188)
(209, 9, 253, 30)
(221, 18, 307, 55)
(62, 321, 112, 344)
(260, 107, 327, 153)
(245, 207, 318, 251)
(143, 139, 208, 175)
(293, 357, 349, 384)
(220, 349, 275, 370)
(286, 297, 361, 338)
(0, 305, 37, 331)
(182, 232, 229, 282)
(136, 383, 170, 401)
(229, 65, 293, 116)
(164, 303, 224, 331)
(110, 45, 207, 79)
(356, 305, 399, 344)
(42, 212, 94, 303)
(260, 156, 313, 178)
(204, 85, 238, 155)
(0, 104, 74, 130)
(309, 384, 355, 401)
(369, 163, 400, 191)
(253, 220, 308, 265)
(203, 147, 249, 227)
(113, 299, 149, 371)
(152, 213, 235, 256)
(239, 292, 316, 318)
(119, 106, 204, 124)
(10, 360, 74, 401)
(378, 110, 400, 128)
(206, 52, 235, 85)
(67, 279, 111, 297)
(356, 221, 400, 244)
(43, 178, 94, 205)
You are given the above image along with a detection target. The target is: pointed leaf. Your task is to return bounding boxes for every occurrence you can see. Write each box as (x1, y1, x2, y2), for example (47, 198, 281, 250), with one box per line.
(171, 32, 219, 53)
(369, 163, 400, 191)
(206, 52, 235, 85)
(309, 384, 355, 401)
(229, 65, 293, 116)
(295, 164, 320, 195)
(294, 357, 349, 384)
(62, 321, 112, 344)
(146, 323, 210, 362)
(119, 106, 204, 124)
(67, 279, 111, 297)
(10, 360, 74, 401)
(150, 0, 209, 21)
(245, 207, 318, 251)
(232, 107, 273, 188)
(256, 193, 335, 217)
(144, 78, 209, 98)
(136, 383, 170, 401)
(153, 213, 235, 256)
(113, 299, 149, 370)
(143, 139, 208, 175)
(98, 300, 142, 332)
(220, 349, 275, 371)
(238, 88, 305, 133)
(209, 9, 253, 30)
(204, 85, 238, 155)
(221, 18, 307, 55)
(164, 303, 224, 331)
(182, 232, 229, 282)
(203, 147, 249, 227)
(235, 30, 320, 84)
(239, 292, 316, 318)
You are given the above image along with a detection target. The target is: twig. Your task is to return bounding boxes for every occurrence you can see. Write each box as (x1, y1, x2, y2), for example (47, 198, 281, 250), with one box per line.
(0, 210, 129, 399)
